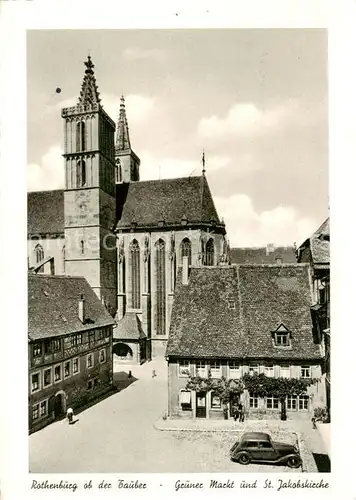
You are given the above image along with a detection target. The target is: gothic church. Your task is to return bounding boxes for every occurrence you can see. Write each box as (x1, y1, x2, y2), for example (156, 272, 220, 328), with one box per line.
(27, 56, 228, 361)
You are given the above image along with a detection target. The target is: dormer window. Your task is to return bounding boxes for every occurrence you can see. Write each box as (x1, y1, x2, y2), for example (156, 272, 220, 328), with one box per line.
(272, 323, 291, 348)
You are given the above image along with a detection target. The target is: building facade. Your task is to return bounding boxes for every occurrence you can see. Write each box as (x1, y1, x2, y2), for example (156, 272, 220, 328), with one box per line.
(166, 263, 326, 420)
(297, 217, 330, 414)
(27, 56, 227, 362)
(28, 274, 115, 433)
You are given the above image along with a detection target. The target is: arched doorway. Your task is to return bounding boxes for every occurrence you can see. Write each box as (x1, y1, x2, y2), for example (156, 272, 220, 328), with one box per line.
(53, 391, 66, 418)
(113, 342, 133, 361)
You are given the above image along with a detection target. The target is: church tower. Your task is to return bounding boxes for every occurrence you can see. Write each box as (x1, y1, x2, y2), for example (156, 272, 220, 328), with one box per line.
(61, 56, 117, 316)
(115, 96, 140, 183)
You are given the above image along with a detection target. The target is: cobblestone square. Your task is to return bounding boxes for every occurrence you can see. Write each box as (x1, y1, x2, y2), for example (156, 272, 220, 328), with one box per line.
(29, 360, 326, 473)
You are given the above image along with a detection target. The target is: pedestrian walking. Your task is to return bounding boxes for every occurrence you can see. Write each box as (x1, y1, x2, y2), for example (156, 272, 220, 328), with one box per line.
(232, 403, 239, 422)
(128, 370, 132, 379)
(238, 403, 245, 423)
(66, 407, 74, 425)
(152, 370, 156, 378)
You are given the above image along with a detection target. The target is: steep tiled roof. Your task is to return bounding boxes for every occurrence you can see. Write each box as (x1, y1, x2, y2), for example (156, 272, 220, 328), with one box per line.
(113, 312, 146, 340)
(27, 190, 64, 236)
(313, 217, 329, 238)
(167, 264, 321, 360)
(231, 247, 296, 265)
(28, 275, 114, 340)
(115, 176, 222, 230)
(311, 238, 329, 265)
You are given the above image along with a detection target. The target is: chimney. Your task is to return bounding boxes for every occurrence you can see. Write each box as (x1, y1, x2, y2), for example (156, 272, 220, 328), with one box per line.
(78, 294, 85, 323)
(182, 255, 189, 285)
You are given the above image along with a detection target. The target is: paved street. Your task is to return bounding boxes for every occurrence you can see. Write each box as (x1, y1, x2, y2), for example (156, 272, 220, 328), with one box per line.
(30, 360, 310, 473)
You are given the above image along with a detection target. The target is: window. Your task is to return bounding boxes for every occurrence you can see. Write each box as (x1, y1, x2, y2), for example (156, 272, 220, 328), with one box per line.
(80, 240, 85, 255)
(33, 343, 42, 357)
(180, 238, 192, 266)
(180, 390, 192, 411)
(298, 395, 309, 411)
(31, 373, 40, 392)
(246, 441, 258, 448)
(76, 160, 86, 188)
(210, 361, 222, 378)
(155, 239, 166, 336)
(43, 368, 52, 387)
(76, 121, 86, 152)
(211, 392, 221, 409)
(280, 364, 291, 378)
(205, 238, 215, 266)
(32, 404, 39, 420)
(228, 361, 240, 378)
(73, 357, 79, 374)
(249, 395, 259, 408)
(53, 339, 61, 352)
(87, 380, 93, 390)
(264, 363, 274, 377)
(196, 361, 206, 377)
(115, 159, 122, 183)
(96, 329, 105, 341)
(44, 340, 52, 354)
(35, 244, 44, 273)
(287, 395, 297, 410)
(64, 361, 71, 378)
(249, 363, 259, 375)
(54, 364, 61, 382)
(266, 396, 279, 409)
(130, 240, 141, 309)
(88, 331, 95, 346)
(99, 349, 106, 363)
(259, 441, 273, 449)
(74, 334, 82, 345)
(94, 377, 99, 387)
(273, 324, 291, 347)
(228, 300, 235, 309)
(40, 400, 47, 417)
(301, 366, 311, 378)
(87, 353, 93, 368)
(178, 360, 190, 377)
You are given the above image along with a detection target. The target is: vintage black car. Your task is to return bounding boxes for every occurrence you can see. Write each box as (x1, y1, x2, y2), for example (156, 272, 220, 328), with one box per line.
(230, 431, 301, 468)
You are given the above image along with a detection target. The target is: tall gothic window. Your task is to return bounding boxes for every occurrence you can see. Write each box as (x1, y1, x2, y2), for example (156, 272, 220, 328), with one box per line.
(205, 238, 215, 266)
(76, 160, 86, 187)
(130, 240, 141, 309)
(62, 245, 66, 273)
(76, 121, 86, 152)
(180, 238, 192, 266)
(155, 239, 166, 335)
(115, 159, 122, 183)
(35, 244, 44, 273)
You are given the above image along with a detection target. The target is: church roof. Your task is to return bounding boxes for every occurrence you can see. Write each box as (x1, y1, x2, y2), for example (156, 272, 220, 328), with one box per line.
(28, 274, 115, 340)
(231, 246, 297, 265)
(115, 175, 223, 230)
(166, 264, 321, 360)
(27, 189, 64, 236)
(113, 312, 146, 340)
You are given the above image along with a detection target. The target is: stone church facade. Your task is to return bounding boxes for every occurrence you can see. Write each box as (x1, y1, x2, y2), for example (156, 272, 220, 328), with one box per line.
(28, 56, 228, 362)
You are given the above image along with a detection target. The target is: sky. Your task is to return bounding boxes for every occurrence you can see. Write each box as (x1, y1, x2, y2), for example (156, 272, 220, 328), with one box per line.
(27, 29, 328, 247)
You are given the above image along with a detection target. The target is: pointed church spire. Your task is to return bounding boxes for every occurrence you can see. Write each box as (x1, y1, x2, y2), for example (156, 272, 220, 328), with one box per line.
(116, 95, 131, 151)
(77, 55, 101, 107)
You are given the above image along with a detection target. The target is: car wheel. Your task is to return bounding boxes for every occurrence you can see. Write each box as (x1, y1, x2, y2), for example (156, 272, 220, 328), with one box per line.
(238, 452, 251, 465)
(287, 455, 301, 468)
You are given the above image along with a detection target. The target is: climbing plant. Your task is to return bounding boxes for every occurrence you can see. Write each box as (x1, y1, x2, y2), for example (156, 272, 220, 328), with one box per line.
(242, 373, 318, 420)
(184, 372, 244, 404)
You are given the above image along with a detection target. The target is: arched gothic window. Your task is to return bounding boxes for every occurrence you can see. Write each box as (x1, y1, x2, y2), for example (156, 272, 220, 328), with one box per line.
(76, 160, 86, 187)
(180, 238, 192, 266)
(130, 240, 141, 309)
(80, 240, 84, 255)
(205, 238, 215, 266)
(76, 121, 86, 152)
(115, 159, 122, 183)
(35, 244, 44, 273)
(155, 239, 166, 335)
